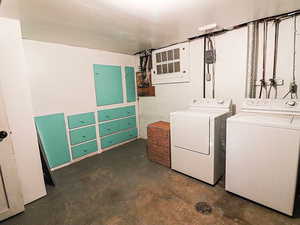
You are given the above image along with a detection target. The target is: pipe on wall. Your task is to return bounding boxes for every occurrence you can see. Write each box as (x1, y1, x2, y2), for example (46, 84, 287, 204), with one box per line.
(245, 22, 259, 98)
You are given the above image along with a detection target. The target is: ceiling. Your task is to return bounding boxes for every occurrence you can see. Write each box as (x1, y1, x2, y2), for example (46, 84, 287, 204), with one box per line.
(1, 0, 300, 54)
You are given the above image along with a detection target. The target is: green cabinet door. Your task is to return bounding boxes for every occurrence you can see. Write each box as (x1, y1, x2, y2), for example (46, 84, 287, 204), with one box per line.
(125, 66, 136, 102)
(35, 113, 71, 168)
(94, 64, 124, 106)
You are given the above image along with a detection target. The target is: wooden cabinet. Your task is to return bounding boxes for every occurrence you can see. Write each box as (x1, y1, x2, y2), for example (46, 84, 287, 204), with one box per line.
(94, 64, 124, 106)
(34, 113, 71, 168)
(147, 121, 171, 168)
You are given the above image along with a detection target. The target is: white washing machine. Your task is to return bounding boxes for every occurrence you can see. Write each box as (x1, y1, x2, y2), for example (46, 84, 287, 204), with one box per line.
(170, 98, 232, 185)
(226, 99, 300, 216)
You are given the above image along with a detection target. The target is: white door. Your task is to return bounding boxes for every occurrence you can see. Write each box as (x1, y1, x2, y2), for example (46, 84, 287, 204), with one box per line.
(171, 112, 210, 154)
(0, 88, 24, 221)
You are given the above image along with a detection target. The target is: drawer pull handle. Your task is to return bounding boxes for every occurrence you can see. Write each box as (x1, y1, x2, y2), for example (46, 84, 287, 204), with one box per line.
(109, 141, 113, 143)
(80, 120, 85, 123)
(107, 128, 111, 131)
(82, 136, 86, 138)
(105, 115, 110, 118)
(84, 150, 87, 152)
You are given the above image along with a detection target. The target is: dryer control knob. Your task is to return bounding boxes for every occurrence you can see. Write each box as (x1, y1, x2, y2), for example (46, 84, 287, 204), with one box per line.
(217, 100, 224, 104)
(286, 100, 296, 106)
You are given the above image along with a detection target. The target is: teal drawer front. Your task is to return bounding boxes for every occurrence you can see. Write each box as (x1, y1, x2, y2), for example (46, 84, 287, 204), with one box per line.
(94, 64, 124, 106)
(101, 128, 138, 148)
(125, 67, 137, 102)
(120, 116, 136, 131)
(99, 120, 121, 137)
(35, 113, 71, 168)
(70, 126, 96, 145)
(68, 112, 95, 129)
(99, 116, 136, 137)
(98, 106, 136, 122)
(71, 141, 98, 159)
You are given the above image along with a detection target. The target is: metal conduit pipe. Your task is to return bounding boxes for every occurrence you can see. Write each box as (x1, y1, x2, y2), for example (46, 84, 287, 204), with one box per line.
(245, 22, 259, 98)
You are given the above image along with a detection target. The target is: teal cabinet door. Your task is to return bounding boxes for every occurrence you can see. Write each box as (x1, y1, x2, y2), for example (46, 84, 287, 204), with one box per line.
(94, 64, 124, 106)
(35, 113, 71, 168)
(125, 67, 136, 102)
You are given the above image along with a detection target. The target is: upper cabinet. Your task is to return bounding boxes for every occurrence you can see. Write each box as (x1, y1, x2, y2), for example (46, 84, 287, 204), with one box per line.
(125, 66, 137, 102)
(94, 64, 124, 106)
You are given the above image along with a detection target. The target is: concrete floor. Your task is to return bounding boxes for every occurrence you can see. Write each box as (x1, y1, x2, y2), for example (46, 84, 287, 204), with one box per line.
(3, 139, 300, 225)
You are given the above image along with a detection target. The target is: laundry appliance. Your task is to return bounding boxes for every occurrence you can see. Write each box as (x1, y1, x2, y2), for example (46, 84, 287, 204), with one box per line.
(170, 98, 232, 185)
(226, 99, 300, 216)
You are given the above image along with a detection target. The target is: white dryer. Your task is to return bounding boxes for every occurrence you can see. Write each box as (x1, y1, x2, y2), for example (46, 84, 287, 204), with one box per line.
(226, 99, 300, 216)
(170, 98, 232, 185)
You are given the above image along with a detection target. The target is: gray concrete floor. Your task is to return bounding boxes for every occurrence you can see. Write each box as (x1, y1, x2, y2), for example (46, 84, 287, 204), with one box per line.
(2, 139, 300, 225)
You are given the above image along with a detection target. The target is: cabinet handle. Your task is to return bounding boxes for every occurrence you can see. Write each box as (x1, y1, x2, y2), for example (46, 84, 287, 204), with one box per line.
(109, 141, 113, 143)
(84, 150, 87, 152)
(82, 136, 86, 138)
(80, 120, 85, 123)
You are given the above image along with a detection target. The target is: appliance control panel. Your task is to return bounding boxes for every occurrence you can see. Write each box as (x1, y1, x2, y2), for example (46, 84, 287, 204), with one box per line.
(190, 98, 232, 109)
(242, 99, 300, 114)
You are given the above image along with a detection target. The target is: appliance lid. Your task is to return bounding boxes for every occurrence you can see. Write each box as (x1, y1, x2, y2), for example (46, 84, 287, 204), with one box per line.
(228, 113, 298, 129)
(171, 109, 228, 118)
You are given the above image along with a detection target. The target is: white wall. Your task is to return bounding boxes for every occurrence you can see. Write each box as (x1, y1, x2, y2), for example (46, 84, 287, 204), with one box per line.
(23, 40, 137, 116)
(0, 18, 46, 204)
(139, 16, 300, 138)
(23, 40, 138, 164)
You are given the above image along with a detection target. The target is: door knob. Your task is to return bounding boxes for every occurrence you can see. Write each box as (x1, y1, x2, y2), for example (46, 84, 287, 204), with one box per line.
(0, 131, 8, 142)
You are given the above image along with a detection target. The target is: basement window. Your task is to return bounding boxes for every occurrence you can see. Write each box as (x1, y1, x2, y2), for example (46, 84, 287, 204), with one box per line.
(152, 43, 190, 84)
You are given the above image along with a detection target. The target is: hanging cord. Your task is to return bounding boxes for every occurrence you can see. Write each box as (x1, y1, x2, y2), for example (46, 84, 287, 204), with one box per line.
(267, 19, 280, 98)
(259, 20, 269, 98)
(283, 15, 298, 99)
(205, 36, 216, 98)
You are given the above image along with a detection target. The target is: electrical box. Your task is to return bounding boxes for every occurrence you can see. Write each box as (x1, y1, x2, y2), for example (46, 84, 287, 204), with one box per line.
(151, 43, 190, 85)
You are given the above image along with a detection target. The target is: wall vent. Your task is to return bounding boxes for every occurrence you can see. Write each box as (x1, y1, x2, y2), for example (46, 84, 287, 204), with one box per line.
(152, 43, 190, 85)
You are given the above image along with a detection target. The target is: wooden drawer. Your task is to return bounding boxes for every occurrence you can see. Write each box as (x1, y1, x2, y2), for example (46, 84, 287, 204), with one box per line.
(98, 106, 136, 122)
(147, 121, 171, 168)
(69, 126, 96, 145)
(99, 116, 136, 137)
(101, 128, 137, 149)
(71, 140, 98, 159)
(68, 112, 95, 129)
(147, 126, 170, 147)
(147, 144, 170, 168)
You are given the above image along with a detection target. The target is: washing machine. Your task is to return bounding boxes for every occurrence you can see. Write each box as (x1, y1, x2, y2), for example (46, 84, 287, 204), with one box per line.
(170, 98, 232, 185)
(226, 99, 300, 216)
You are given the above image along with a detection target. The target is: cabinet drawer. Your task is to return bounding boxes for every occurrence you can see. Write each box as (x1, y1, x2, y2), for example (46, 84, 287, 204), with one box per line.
(70, 126, 96, 145)
(68, 112, 95, 129)
(99, 120, 121, 137)
(98, 106, 136, 122)
(99, 116, 136, 137)
(101, 128, 138, 148)
(120, 116, 136, 130)
(72, 141, 98, 159)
